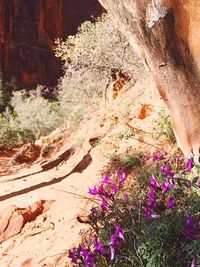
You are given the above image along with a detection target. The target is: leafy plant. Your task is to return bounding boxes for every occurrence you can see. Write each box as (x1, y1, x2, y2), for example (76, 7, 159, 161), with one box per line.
(116, 127, 133, 140)
(0, 112, 34, 148)
(120, 152, 143, 170)
(55, 14, 142, 119)
(10, 87, 63, 139)
(157, 108, 176, 144)
(66, 151, 200, 267)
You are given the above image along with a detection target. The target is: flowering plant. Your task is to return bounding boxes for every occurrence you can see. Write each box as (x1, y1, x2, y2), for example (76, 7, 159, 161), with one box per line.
(67, 151, 200, 267)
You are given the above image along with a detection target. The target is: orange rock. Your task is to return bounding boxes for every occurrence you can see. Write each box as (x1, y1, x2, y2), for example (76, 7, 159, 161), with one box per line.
(0, 205, 16, 234)
(11, 143, 41, 164)
(0, 0, 104, 89)
(138, 104, 152, 120)
(0, 200, 53, 244)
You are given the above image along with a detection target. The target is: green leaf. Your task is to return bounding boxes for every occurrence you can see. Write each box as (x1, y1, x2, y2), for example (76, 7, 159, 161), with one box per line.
(192, 176, 199, 184)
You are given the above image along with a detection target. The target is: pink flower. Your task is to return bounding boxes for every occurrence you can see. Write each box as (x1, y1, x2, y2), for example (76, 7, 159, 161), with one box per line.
(162, 180, 170, 193)
(150, 176, 160, 189)
(167, 197, 176, 209)
(186, 159, 194, 172)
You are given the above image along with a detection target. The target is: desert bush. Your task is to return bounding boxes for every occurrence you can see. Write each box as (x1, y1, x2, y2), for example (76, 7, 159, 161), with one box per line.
(116, 127, 133, 140)
(55, 14, 142, 119)
(67, 152, 200, 267)
(0, 111, 34, 148)
(10, 88, 63, 140)
(157, 108, 176, 144)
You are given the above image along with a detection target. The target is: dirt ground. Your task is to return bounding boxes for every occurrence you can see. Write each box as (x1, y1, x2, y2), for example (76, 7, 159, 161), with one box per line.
(0, 75, 170, 267)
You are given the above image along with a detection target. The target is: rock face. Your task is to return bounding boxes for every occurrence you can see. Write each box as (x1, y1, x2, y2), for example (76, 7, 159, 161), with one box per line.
(11, 143, 41, 164)
(0, 0, 104, 89)
(98, 0, 200, 157)
(0, 200, 53, 244)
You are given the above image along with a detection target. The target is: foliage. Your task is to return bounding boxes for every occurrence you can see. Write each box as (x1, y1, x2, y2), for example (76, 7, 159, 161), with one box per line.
(116, 127, 133, 140)
(55, 14, 142, 119)
(0, 87, 63, 148)
(10, 88, 63, 140)
(0, 111, 34, 148)
(157, 108, 176, 144)
(119, 152, 143, 170)
(0, 14, 142, 149)
(0, 70, 10, 112)
(67, 151, 200, 267)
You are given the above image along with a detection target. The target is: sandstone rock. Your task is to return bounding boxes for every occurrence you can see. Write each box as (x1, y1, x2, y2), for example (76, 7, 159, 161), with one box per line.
(138, 104, 152, 120)
(0, 0, 104, 89)
(0, 200, 53, 244)
(11, 143, 41, 164)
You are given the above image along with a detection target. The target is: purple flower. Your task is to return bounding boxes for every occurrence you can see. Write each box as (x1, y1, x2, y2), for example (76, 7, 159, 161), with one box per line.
(152, 150, 165, 162)
(147, 198, 157, 209)
(68, 247, 80, 264)
(109, 224, 125, 260)
(89, 184, 112, 199)
(161, 163, 174, 178)
(145, 207, 153, 218)
(186, 159, 194, 172)
(150, 176, 160, 189)
(80, 245, 95, 267)
(144, 207, 160, 219)
(113, 185, 118, 194)
(103, 174, 110, 184)
(98, 195, 109, 211)
(94, 238, 105, 256)
(167, 197, 176, 209)
(119, 171, 127, 184)
(115, 224, 125, 241)
(148, 188, 157, 199)
(162, 180, 170, 193)
(198, 179, 200, 188)
(191, 258, 196, 267)
(161, 163, 168, 174)
(88, 186, 98, 195)
(185, 216, 196, 230)
(184, 216, 200, 240)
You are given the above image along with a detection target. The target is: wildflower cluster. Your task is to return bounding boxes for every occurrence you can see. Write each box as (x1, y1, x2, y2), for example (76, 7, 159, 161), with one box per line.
(144, 151, 200, 266)
(67, 151, 200, 267)
(68, 172, 127, 266)
(88, 172, 126, 211)
(145, 151, 200, 220)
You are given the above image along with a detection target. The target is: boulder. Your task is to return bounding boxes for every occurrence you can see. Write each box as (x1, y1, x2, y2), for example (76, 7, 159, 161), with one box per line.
(11, 143, 41, 164)
(0, 200, 53, 244)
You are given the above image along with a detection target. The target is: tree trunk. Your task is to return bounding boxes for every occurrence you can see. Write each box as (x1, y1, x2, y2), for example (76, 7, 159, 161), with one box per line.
(98, 0, 200, 158)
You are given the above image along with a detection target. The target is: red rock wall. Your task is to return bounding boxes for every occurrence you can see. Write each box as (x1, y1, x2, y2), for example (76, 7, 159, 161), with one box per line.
(0, 0, 104, 89)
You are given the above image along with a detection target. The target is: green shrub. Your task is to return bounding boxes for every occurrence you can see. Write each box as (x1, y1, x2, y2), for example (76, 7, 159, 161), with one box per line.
(67, 153, 200, 267)
(116, 127, 133, 140)
(157, 108, 176, 144)
(0, 112, 34, 148)
(11, 88, 63, 140)
(120, 152, 143, 170)
(55, 14, 142, 119)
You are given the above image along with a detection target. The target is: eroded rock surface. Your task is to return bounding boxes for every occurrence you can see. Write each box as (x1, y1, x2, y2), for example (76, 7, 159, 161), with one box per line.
(11, 143, 41, 164)
(0, 0, 104, 88)
(0, 200, 53, 244)
(98, 0, 200, 157)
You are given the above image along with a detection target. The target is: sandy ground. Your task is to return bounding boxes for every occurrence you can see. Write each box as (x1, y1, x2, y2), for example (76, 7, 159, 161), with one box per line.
(0, 74, 167, 267)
